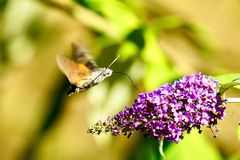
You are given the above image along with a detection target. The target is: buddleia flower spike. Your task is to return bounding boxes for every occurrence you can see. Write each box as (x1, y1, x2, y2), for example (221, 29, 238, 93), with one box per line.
(88, 72, 240, 159)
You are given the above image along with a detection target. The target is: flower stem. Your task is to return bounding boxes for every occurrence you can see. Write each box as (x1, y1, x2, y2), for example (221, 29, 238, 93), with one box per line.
(159, 138, 166, 160)
(227, 98, 240, 103)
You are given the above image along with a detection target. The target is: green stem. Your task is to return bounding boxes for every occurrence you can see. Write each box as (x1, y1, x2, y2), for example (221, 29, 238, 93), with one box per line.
(227, 98, 240, 103)
(159, 137, 166, 160)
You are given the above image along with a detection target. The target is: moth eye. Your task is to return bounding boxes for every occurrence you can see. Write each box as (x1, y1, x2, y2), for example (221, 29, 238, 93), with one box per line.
(102, 71, 111, 77)
(103, 72, 107, 76)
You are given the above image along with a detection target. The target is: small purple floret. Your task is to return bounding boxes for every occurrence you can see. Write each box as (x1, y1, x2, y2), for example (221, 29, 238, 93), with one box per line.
(88, 73, 226, 143)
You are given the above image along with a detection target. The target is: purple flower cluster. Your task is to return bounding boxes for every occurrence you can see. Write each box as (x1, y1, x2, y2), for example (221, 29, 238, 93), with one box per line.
(88, 73, 226, 143)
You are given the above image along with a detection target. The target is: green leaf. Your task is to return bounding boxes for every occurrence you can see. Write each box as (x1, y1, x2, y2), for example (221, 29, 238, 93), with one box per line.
(214, 73, 240, 84)
(219, 81, 240, 95)
(214, 73, 240, 94)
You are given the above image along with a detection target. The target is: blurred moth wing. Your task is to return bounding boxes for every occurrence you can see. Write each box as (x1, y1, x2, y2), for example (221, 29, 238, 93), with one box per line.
(56, 54, 90, 85)
(56, 42, 99, 86)
(71, 42, 98, 70)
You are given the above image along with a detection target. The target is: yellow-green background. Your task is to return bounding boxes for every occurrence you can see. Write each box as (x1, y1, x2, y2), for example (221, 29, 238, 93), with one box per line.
(0, 0, 240, 160)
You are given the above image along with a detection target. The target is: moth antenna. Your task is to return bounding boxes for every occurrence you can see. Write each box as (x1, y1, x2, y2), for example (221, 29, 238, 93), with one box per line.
(107, 55, 120, 68)
(113, 71, 140, 93)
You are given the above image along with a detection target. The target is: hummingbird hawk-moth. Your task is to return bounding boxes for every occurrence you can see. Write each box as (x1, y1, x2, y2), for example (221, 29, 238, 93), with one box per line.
(56, 42, 118, 96)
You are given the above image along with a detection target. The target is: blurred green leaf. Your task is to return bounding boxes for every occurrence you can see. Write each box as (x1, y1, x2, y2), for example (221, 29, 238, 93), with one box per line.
(117, 41, 138, 61)
(126, 27, 145, 49)
(126, 138, 160, 160)
(141, 28, 176, 90)
(75, 0, 140, 39)
(73, 0, 91, 8)
(165, 130, 222, 160)
(153, 16, 184, 30)
(182, 23, 215, 54)
(153, 15, 215, 54)
(0, 0, 7, 8)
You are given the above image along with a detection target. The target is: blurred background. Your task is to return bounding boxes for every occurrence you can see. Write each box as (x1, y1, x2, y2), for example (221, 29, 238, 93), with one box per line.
(0, 0, 240, 160)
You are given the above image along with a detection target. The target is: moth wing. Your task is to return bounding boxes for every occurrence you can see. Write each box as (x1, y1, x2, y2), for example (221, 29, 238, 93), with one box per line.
(71, 42, 98, 71)
(56, 54, 90, 85)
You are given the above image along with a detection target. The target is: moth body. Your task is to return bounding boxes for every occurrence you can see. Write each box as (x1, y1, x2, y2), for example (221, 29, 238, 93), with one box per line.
(74, 67, 112, 91)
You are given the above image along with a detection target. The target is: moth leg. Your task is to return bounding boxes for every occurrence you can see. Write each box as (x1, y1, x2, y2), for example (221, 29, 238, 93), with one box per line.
(78, 86, 89, 92)
(67, 85, 77, 96)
